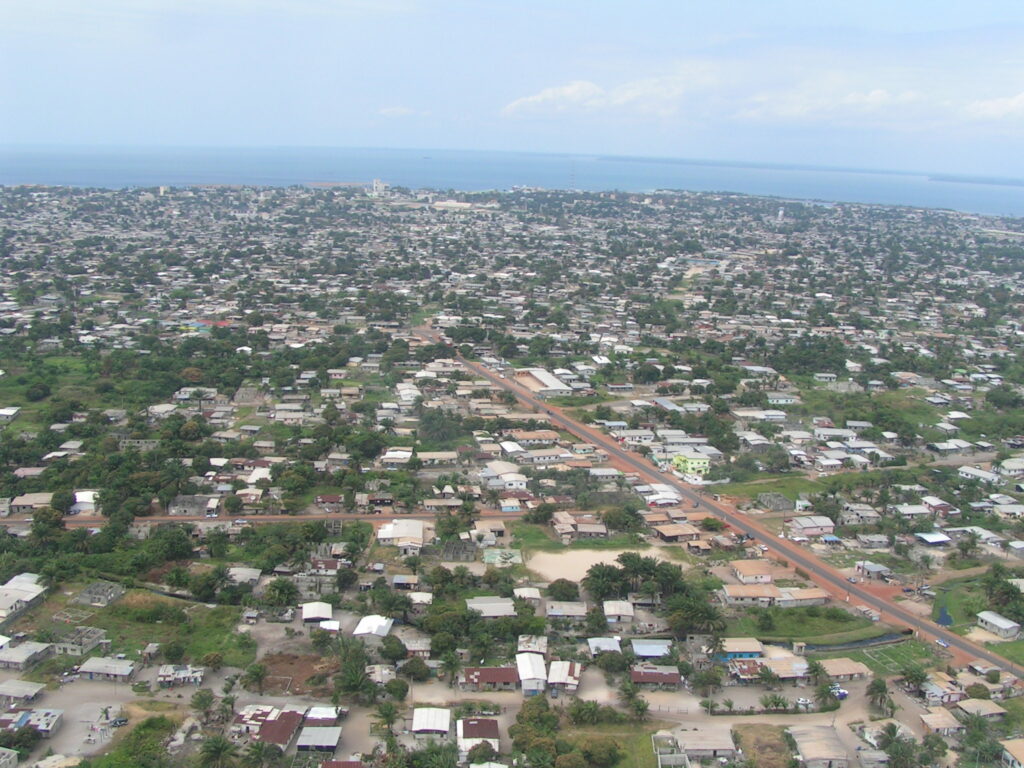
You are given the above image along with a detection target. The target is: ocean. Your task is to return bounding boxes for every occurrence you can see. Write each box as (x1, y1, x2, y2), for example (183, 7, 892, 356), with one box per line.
(2, 146, 1023, 217)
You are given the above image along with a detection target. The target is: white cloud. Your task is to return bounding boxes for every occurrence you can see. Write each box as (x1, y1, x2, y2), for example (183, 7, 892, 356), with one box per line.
(378, 106, 418, 117)
(501, 65, 719, 118)
(738, 78, 924, 122)
(965, 92, 1024, 120)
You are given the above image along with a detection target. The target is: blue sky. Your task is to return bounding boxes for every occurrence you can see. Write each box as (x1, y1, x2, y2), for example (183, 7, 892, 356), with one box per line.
(3, 0, 1024, 175)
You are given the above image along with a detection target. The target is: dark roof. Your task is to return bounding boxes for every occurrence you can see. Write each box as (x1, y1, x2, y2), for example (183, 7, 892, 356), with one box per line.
(461, 718, 500, 739)
(255, 711, 303, 747)
(464, 666, 519, 685)
(630, 668, 681, 685)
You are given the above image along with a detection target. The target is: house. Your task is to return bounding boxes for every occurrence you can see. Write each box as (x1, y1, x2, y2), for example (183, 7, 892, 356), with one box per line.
(1001, 738, 1024, 768)
(460, 667, 519, 692)
(75, 581, 124, 608)
(787, 725, 849, 768)
(0, 747, 15, 768)
(978, 611, 1021, 639)
(921, 672, 967, 706)
(603, 600, 635, 626)
(673, 726, 737, 760)
(630, 639, 672, 659)
(9, 494, 53, 516)
(732, 559, 774, 584)
(296, 726, 343, 753)
(718, 638, 764, 660)
(377, 519, 433, 555)
(78, 657, 135, 682)
(671, 450, 710, 476)
(411, 707, 451, 738)
(721, 584, 782, 607)
(353, 615, 394, 643)
(0, 642, 53, 670)
(456, 718, 500, 761)
(956, 698, 1007, 720)
(818, 658, 870, 681)
(231, 705, 306, 750)
(0, 574, 47, 620)
(787, 516, 835, 538)
(157, 664, 205, 687)
(0, 708, 63, 738)
(920, 707, 964, 737)
(652, 523, 701, 542)
(516, 653, 547, 696)
(546, 661, 582, 693)
(301, 602, 333, 623)
(855, 561, 892, 581)
(0, 680, 44, 709)
(587, 637, 622, 657)
(465, 596, 517, 619)
(54, 626, 106, 656)
(629, 664, 681, 689)
(546, 601, 588, 626)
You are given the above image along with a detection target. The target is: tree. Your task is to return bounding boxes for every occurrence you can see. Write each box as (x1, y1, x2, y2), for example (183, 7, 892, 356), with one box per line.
(198, 735, 239, 768)
(700, 698, 718, 715)
(466, 742, 498, 764)
(224, 495, 244, 515)
(581, 736, 621, 767)
(867, 677, 889, 711)
(201, 652, 224, 672)
(757, 666, 781, 690)
(814, 683, 838, 709)
(191, 688, 215, 723)
(554, 753, 588, 768)
(384, 677, 409, 701)
(900, 665, 927, 693)
(806, 659, 828, 685)
(721, 698, 735, 713)
(242, 663, 268, 695)
(440, 652, 461, 687)
(400, 656, 430, 681)
(374, 701, 400, 735)
(263, 577, 298, 606)
(241, 742, 282, 768)
(547, 578, 580, 601)
(380, 635, 408, 664)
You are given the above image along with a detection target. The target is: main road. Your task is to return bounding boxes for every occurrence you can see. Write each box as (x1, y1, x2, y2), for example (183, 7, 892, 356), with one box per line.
(456, 351, 1024, 676)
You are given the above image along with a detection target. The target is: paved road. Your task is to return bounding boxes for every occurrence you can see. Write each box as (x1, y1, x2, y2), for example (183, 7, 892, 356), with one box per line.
(456, 352, 1024, 676)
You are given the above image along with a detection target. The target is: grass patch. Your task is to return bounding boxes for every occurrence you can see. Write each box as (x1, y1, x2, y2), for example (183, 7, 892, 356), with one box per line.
(725, 606, 875, 643)
(811, 639, 939, 675)
(563, 722, 670, 768)
(510, 523, 645, 553)
(15, 589, 255, 668)
(931, 578, 987, 630)
(718, 476, 824, 501)
(986, 639, 1024, 667)
(734, 724, 790, 768)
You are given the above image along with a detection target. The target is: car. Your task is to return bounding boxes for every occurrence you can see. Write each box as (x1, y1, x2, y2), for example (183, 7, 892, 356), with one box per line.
(936, 639, 950, 648)
(847, 576, 858, 583)
(796, 697, 811, 707)
(205, 511, 219, 518)
(759, 545, 768, 552)
(110, 718, 128, 727)
(233, 519, 247, 525)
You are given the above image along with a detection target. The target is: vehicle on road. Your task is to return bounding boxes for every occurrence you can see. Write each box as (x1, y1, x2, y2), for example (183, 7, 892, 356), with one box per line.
(847, 576, 858, 583)
(936, 639, 950, 648)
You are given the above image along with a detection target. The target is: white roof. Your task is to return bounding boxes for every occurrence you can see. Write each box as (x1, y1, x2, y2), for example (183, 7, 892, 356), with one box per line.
(603, 600, 635, 618)
(79, 656, 135, 676)
(412, 707, 451, 733)
(0, 679, 44, 698)
(353, 614, 394, 638)
(516, 652, 547, 682)
(978, 611, 1020, 630)
(296, 726, 342, 749)
(587, 637, 622, 654)
(301, 601, 333, 621)
(547, 660, 581, 685)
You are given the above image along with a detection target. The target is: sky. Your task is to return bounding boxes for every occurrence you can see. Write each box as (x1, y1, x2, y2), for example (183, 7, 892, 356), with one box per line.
(3, 0, 1024, 176)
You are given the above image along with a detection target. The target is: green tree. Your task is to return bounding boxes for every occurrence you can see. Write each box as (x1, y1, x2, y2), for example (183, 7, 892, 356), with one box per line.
(190, 688, 215, 723)
(242, 663, 268, 695)
(240, 742, 282, 768)
(198, 735, 239, 768)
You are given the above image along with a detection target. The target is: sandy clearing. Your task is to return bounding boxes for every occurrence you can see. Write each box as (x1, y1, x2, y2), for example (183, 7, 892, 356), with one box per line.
(526, 547, 674, 582)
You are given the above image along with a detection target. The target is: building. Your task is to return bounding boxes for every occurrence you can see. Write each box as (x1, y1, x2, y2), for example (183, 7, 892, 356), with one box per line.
(920, 707, 964, 737)
(0, 747, 15, 768)
(54, 626, 106, 657)
(296, 726, 343, 752)
(411, 707, 451, 738)
(673, 726, 737, 760)
(603, 600, 635, 626)
(376, 519, 433, 555)
(978, 611, 1021, 640)
(788, 725, 848, 768)
(456, 718, 500, 761)
(0, 642, 53, 671)
(546, 660, 582, 693)
(787, 516, 835, 538)
(301, 601, 333, 623)
(78, 656, 135, 682)
(0, 680, 44, 709)
(460, 667, 519, 692)
(353, 615, 394, 642)
(1002, 738, 1024, 768)
(465, 596, 517, 619)
(74, 581, 124, 608)
(157, 665, 205, 687)
(671, 450, 710, 476)
(516, 653, 547, 696)
(630, 664, 682, 689)
(732, 559, 775, 584)
(0, 574, 47, 620)
(721, 584, 782, 607)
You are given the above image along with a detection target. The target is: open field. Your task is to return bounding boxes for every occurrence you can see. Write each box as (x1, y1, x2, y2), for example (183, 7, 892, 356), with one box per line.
(563, 722, 672, 768)
(12, 587, 256, 669)
(725, 608, 879, 644)
(718, 476, 824, 501)
(525, 545, 673, 582)
(511, 522, 645, 553)
(734, 723, 790, 768)
(931, 577, 987, 630)
(810, 639, 939, 675)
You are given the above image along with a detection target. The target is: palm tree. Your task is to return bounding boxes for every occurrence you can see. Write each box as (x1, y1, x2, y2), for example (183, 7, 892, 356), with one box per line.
(440, 652, 461, 687)
(900, 665, 927, 694)
(876, 722, 902, 750)
(806, 660, 828, 686)
(198, 735, 239, 768)
(191, 688, 215, 723)
(374, 701, 400, 735)
(242, 663, 268, 695)
(218, 695, 237, 724)
(631, 697, 650, 720)
(814, 683, 838, 709)
(757, 666, 781, 690)
(241, 742, 282, 768)
(721, 698, 735, 713)
(700, 698, 718, 715)
(867, 677, 888, 710)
